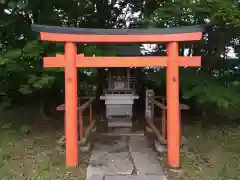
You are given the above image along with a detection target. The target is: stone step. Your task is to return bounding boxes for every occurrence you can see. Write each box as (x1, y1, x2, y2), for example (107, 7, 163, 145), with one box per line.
(128, 136, 165, 176)
(86, 134, 168, 180)
(154, 139, 188, 153)
(105, 175, 167, 180)
(108, 117, 132, 128)
(86, 136, 134, 180)
(86, 174, 167, 180)
(99, 127, 144, 136)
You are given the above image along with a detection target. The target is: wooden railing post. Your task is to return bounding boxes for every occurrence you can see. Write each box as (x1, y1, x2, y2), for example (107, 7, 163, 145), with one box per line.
(89, 104, 92, 124)
(162, 109, 166, 140)
(78, 97, 95, 142)
(79, 110, 83, 139)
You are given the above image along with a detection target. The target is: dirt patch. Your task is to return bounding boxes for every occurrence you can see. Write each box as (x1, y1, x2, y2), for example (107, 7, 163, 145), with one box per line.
(0, 107, 91, 180)
(157, 122, 240, 180)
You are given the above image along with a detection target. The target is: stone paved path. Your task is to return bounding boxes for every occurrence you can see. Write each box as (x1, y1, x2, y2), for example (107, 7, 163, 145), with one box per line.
(86, 135, 167, 180)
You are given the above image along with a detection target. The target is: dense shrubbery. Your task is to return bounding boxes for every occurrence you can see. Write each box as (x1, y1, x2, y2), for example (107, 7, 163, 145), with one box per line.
(0, 0, 240, 120)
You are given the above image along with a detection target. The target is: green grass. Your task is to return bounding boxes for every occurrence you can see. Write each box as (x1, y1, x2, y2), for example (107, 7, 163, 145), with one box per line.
(181, 123, 240, 180)
(0, 107, 90, 180)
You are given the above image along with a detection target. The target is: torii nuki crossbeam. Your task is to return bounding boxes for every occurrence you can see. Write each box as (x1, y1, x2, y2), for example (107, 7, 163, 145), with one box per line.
(32, 24, 205, 169)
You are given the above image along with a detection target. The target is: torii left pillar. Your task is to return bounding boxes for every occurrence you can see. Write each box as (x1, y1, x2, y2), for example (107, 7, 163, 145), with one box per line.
(64, 42, 78, 167)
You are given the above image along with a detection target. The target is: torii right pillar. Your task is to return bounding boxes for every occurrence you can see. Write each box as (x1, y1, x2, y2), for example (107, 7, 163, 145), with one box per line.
(166, 42, 199, 169)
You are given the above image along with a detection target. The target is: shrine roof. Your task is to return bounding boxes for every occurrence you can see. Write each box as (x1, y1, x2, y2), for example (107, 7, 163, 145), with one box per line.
(31, 24, 206, 35)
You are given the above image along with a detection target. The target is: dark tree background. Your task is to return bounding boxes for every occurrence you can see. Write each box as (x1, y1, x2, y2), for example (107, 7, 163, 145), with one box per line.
(0, 0, 240, 121)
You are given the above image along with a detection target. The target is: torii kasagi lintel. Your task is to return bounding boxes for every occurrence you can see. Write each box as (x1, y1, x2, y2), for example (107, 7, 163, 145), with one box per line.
(31, 24, 205, 168)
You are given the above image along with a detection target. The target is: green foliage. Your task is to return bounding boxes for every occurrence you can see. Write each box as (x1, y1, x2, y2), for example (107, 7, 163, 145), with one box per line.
(147, 0, 240, 27)
(183, 74, 232, 106)
(142, 0, 240, 119)
(1, 0, 240, 120)
(0, 39, 48, 99)
(8, 0, 28, 9)
(18, 74, 55, 94)
(149, 67, 240, 119)
(180, 69, 240, 119)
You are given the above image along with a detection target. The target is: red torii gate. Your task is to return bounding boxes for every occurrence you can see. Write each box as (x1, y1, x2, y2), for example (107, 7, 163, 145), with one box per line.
(32, 24, 204, 169)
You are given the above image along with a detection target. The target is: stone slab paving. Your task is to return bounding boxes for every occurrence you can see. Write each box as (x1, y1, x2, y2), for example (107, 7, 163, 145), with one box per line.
(86, 135, 167, 180)
(86, 136, 134, 180)
(105, 175, 167, 180)
(155, 140, 188, 153)
(100, 127, 144, 136)
(108, 118, 133, 128)
(129, 136, 165, 176)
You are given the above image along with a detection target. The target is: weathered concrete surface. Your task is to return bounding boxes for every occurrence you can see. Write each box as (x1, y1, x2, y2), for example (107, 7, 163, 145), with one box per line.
(105, 175, 167, 180)
(154, 140, 167, 153)
(129, 136, 165, 175)
(108, 118, 133, 128)
(86, 135, 167, 180)
(86, 136, 134, 180)
(154, 140, 188, 153)
(100, 127, 144, 136)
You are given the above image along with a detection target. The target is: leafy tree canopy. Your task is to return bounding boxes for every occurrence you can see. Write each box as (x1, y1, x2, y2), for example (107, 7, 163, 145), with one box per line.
(0, 0, 240, 120)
